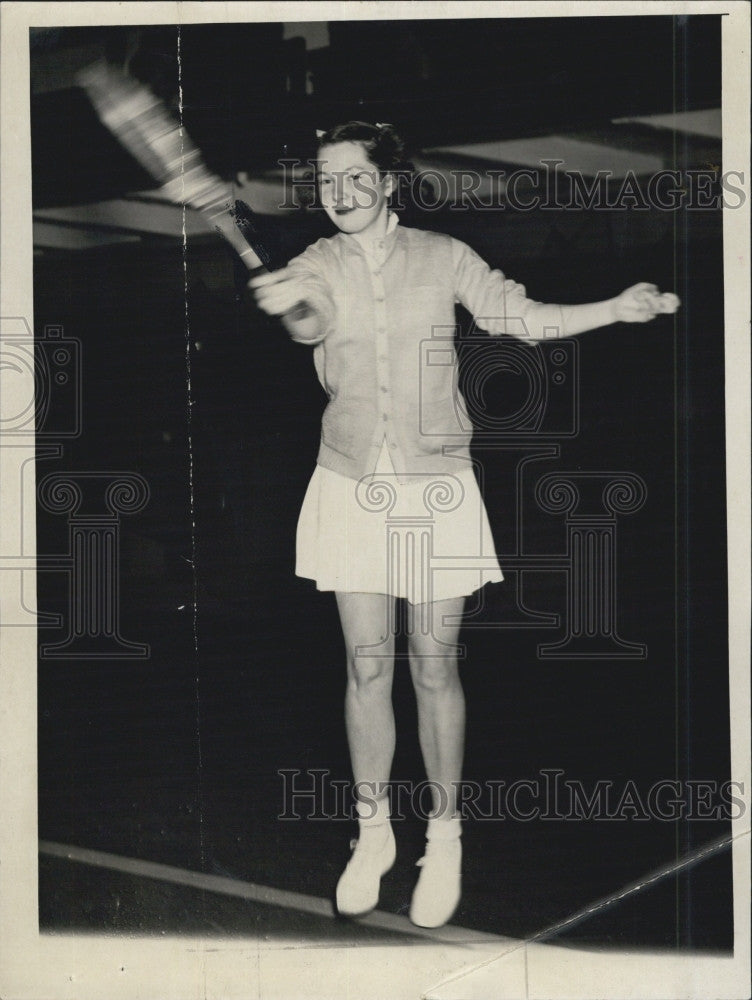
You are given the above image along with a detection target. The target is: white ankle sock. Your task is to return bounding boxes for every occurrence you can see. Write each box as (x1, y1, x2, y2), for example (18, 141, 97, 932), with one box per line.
(426, 816, 462, 841)
(355, 794, 391, 848)
(356, 794, 390, 825)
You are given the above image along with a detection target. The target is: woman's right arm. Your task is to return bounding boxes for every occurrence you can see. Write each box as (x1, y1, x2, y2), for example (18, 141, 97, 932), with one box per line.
(249, 265, 334, 344)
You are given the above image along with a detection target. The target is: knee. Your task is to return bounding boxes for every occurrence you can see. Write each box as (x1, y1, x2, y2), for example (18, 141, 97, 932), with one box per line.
(346, 653, 393, 692)
(409, 653, 460, 694)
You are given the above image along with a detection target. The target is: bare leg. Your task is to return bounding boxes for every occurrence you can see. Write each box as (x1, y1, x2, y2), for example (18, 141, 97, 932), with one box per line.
(334, 591, 397, 916)
(407, 596, 466, 818)
(336, 590, 396, 798)
(407, 595, 465, 927)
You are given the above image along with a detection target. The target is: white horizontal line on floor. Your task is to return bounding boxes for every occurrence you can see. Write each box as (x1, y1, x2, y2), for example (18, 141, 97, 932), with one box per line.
(39, 839, 508, 947)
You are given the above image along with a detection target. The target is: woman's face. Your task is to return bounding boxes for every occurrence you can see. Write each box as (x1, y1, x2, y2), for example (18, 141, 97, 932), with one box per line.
(317, 141, 393, 235)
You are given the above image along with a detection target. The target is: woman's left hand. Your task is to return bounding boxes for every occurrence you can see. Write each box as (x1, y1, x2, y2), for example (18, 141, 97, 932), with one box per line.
(612, 283, 681, 323)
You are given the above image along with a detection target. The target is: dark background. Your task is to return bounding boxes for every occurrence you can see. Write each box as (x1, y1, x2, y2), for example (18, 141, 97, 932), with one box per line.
(31, 16, 732, 950)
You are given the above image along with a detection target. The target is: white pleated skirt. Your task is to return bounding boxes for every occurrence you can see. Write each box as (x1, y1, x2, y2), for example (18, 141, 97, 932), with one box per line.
(296, 441, 503, 604)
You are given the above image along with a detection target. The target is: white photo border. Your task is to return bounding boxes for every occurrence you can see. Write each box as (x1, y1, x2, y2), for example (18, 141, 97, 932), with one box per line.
(1, 2, 749, 998)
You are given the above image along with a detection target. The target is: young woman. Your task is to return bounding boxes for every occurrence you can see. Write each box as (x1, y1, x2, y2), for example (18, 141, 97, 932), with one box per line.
(251, 122, 679, 929)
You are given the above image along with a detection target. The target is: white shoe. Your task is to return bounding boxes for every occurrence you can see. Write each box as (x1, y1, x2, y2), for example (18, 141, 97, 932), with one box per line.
(409, 836, 462, 928)
(336, 823, 396, 917)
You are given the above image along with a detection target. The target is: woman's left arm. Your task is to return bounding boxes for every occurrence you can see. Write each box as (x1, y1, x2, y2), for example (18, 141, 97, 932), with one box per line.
(556, 283, 680, 336)
(452, 239, 679, 339)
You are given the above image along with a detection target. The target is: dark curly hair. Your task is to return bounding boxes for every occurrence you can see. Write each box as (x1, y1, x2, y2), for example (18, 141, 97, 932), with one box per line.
(316, 121, 414, 178)
(287, 121, 415, 212)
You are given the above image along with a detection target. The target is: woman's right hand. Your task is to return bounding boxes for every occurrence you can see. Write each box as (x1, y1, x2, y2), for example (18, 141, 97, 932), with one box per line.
(248, 267, 311, 317)
(249, 267, 325, 341)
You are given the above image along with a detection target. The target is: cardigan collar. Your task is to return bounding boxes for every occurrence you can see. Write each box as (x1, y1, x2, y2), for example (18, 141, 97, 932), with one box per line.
(342, 211, 400, 265)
